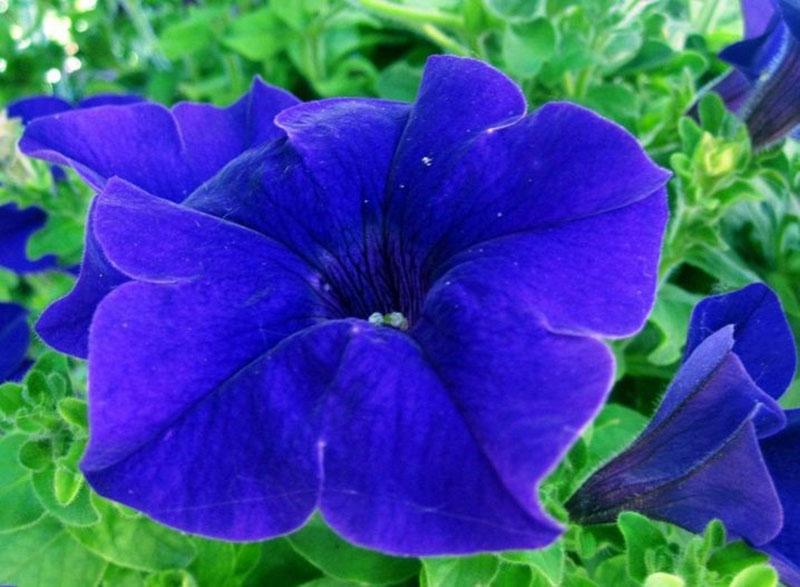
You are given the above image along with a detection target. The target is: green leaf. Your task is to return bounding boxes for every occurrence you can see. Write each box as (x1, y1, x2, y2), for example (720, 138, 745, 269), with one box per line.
(58, 397, 88, 429)
(593, 554, 638, 587)
(647, 284, 701, 366)
(685, 244, 762, 287)
(0, 382, 25, 417)
(491, 562, 533, 586)
(224, 8, 285, 62)
(30, 351, 71, 381)
(583, 404, 647, 474)
(288, 516, 419, 585)
(185, 541, 237, 585)
(53, 464, 83, 506)
(699, 519, 726, 559)
(617, 40, 674, 74)
(0, 433, 44, 531)
(502, 18, 556, 78)
(0, 516, 106, 587)
(298, 578, 357, 587)
(698, 93, 727, 135)
(582, 84, 640, 128)
(485, 0, 542, 19)
(643, 572, 685, 587)
(729, 564, 779, 587)
(18, 438, 52, 471)
(27, 214, 85, 267)
(68, 498, 196, 572)
(499, 541, 564, 585)
(377, 60, 423, 102)
(31, 465, 99, 527)
(159, 8, 227, 60)
(707, 541, 768, 578)
(243, 538, 322, 587)
(618, 511, 668, 581)
(423, 555, 499, 586)
(101, 565, 148, 587)
(144, 569, 198, 587)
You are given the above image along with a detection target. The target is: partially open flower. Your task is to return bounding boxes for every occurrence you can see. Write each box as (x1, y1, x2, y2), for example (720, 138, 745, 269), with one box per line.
(567, 283, 800, 584)
(705, 0, 800, 147)
(22, 56, 669, 554)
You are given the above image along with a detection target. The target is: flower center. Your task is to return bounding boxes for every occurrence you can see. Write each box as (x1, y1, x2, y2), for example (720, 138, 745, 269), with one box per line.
(367, 311, 409, 331)
(314, 234, 428, 328)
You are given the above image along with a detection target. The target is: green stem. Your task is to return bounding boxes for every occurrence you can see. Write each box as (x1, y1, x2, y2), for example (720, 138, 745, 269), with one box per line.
(420, 24, 470, 55)
(696, 0, 721, 36)
(355, 0, 464, 30)
(117, 0, 169, 69)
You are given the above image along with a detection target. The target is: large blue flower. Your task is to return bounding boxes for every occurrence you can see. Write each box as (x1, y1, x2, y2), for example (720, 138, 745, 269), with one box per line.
(706, 0, 800, 146)
(567, 283, 800, 583)
(1, 94, 142, 274)
(21, 56, 669, 554)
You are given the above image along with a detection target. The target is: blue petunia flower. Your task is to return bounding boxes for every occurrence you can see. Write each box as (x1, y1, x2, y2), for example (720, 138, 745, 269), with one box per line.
(20, 56, 669, 554)
(0, 302, 31, 382)
(705, 0, 800, 147)
(567, 283, 800, 583)
(1, 94, 142, 274)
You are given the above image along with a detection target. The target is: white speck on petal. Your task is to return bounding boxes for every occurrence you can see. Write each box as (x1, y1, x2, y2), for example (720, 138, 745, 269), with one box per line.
(421, 156, 433, 166)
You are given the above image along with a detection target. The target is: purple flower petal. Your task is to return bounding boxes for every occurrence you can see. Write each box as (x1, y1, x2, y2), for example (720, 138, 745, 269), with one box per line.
(9, 94, 144, 183)
(385, 74, 669, 270)
(742, 0, 778, 38)
(36, 200, 126, 357)
(706, 1, 800, 146)
(29, 79, 299, 356)
(7, 96, 72, 123)
(84, 314, 330, 540)
(685, 283, 797, 399)
(778, 0, 800, 38)
(700, 70, 754, 114)
(320, 322, 572, 555)
(432, 190, 667, 338)
(720, 19, 788, 80)
(0, 203, 57, 273)
(171, 78, 297, 186)
(761, 409, 800, 581)
(76, 94, 144, 109)
(631, 419, 781, 546)
(742, 34, 800, 146)
(410, 275, 614, 521)
(81, 179, 324, 538)
(0, 302, 29, 382)
(19, 77, 298, 202)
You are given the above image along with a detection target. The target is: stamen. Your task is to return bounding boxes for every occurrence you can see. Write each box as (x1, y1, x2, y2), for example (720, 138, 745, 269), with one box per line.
(367, 311, 409, 331)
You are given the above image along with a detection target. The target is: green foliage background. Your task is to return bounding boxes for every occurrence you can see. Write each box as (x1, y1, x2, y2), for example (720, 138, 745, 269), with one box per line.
(1, 0, 798, 585)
